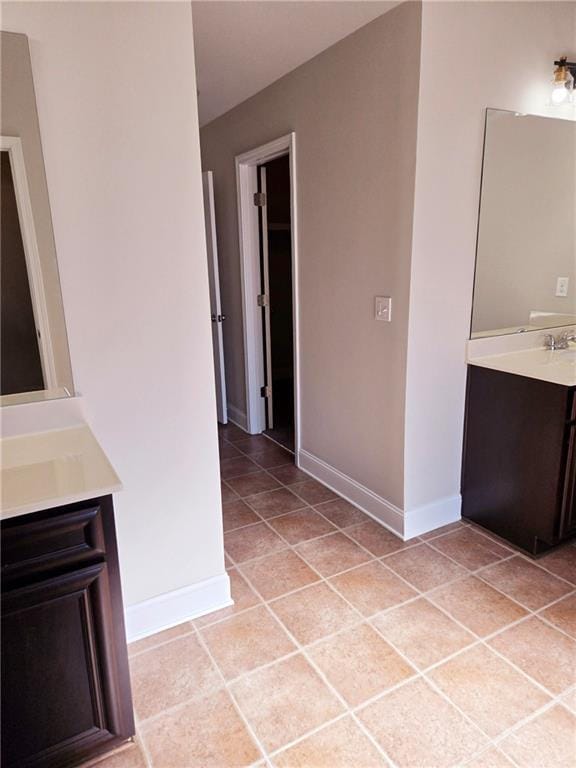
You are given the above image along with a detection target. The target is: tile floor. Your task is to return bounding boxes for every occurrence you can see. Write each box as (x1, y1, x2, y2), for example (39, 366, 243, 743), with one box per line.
(100, 423, 576, 768)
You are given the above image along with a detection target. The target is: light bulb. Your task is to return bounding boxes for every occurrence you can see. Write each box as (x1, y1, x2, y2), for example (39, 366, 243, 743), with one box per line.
(551, 57, 574, 106)
(552, 84, 569, 104)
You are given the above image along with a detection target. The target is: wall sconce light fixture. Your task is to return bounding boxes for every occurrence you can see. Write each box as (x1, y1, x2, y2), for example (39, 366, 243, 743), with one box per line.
(551, 57, 575, 105)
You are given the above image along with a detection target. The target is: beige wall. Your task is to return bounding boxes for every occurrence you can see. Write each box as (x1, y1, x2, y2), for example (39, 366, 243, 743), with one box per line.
(201, 2, 421, 509)
(404, 1, 576, 520)
(1, 2, 227, 613)
(472, 112, 576, 334)
(1, 31, 74, 393)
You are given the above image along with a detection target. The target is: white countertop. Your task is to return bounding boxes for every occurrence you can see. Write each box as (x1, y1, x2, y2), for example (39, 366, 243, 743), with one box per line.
(468, 347, 576, 387)
(1, 424, 122, 520)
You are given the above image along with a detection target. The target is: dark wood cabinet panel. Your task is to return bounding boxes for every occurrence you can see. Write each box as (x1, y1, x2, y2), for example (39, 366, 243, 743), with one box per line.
(1, 496, 134, 768)
(462, 366, 576, 555)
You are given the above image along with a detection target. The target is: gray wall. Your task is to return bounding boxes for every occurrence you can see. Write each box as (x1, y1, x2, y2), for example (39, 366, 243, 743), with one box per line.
(201, 2, 421, 508)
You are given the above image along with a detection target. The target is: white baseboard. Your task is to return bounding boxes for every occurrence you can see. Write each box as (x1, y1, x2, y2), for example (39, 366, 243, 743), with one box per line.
(125, 571, 232, 643)
(227, 404, 248, 432)
(298, 449, 404, 537)
(403, 494, 462, 540)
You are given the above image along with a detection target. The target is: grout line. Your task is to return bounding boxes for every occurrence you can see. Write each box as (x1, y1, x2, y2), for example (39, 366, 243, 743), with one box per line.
(193, 626, 271, 766)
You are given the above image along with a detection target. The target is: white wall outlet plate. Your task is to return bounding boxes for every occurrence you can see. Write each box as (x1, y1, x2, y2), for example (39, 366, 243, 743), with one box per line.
(556, 277, 569, 297)
(375, 296, 392, 322)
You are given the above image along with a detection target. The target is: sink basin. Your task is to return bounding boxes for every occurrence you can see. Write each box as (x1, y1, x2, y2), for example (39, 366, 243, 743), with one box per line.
(468, 346, 576, 387)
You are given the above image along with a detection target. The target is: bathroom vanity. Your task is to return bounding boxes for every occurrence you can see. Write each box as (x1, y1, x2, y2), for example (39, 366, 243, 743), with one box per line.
(463, 109, 576, 556)
(1, 414, 134, 768)
(462, 346, 576, 554)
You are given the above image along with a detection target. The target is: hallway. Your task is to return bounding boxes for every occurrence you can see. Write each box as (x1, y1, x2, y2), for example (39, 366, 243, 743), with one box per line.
(118, 423, 576, 767)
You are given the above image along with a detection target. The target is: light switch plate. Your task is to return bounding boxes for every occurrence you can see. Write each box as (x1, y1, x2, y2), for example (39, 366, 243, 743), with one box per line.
(556, 277, 569, 297)
(375, 296, 392, 322)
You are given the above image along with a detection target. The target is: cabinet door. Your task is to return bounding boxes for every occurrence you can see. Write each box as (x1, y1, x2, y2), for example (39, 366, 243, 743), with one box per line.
(1, 562, 134, 768)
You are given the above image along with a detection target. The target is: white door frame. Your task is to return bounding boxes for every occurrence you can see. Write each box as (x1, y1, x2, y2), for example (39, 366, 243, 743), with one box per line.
(235, 132, 300, 460)
(1, 136, 57, 389)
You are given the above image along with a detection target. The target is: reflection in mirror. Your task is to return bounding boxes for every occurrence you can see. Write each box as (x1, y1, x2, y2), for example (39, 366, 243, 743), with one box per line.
(1, 32, 74, 405)
(2, 141, 46, 395)
(471, 109, 576, 339)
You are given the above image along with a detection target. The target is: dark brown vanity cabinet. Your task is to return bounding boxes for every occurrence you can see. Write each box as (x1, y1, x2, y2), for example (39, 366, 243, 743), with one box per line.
(462, 366, 576, 555)
(1, 496, 135, 768)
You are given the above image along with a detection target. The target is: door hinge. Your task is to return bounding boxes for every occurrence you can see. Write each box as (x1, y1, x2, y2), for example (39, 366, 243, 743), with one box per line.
(253, 192, 266, 207)
(257, 294, 269, 307)
(260, 385, 272, 398)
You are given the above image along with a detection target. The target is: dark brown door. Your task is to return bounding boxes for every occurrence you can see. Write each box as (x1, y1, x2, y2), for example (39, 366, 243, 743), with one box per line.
(1, 499, 134, 768)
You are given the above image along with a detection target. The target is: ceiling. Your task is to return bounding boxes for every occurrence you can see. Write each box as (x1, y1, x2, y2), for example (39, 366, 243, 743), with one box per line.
(192, 1, 398, 126)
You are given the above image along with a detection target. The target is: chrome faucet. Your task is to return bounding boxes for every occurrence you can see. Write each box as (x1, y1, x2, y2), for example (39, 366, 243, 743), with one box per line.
(544, 331, 576, 350)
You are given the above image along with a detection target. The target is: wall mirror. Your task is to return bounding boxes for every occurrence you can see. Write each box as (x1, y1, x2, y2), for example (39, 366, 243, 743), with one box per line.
(1, 32, 73, 405)
(471, 108, 576, 339)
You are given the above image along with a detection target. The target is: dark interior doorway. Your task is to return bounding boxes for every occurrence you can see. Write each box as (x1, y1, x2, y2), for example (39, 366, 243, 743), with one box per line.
(1, 151, 44, 395)
(257, 154, 294, 451)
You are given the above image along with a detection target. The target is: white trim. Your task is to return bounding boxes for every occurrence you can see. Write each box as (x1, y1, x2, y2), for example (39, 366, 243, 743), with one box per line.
(235, 133, 300, 460)
(298, 449, 404, 538)
(403, 495, 462, 540)
(125, 571, 232, 643)
(1, 136, 57, 389)
(227, 403, 248, 432)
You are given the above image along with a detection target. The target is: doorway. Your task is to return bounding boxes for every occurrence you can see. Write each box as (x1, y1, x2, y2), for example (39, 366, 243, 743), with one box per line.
(257, 155, 294, 450)
(235, 133, 299, 460)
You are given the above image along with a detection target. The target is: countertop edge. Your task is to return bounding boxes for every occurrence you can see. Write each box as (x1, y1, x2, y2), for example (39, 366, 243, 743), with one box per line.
(1, 482, 124, 522)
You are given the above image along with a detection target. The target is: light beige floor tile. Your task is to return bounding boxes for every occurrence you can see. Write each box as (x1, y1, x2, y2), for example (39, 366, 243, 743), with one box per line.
(291, 479, 338, 505)
(419, 521, 469, 541)
(429, 645, 551, 737)
(230, 654, 343, 753)
(429, 527, 511, 570)
(295, 532, 372, 577)
(560, 687, 576, 714)
(194, 568, 261, 628)
(309, 623, 415, 707)
(430, 576, 528, 636)
(359, 678, 488, 768)
(220, 440, 243, 458)
(268, 465, 310, 485)
(499, 705, 576, 768)
(465, 746, 516, 767)
(226, 471, 282, 498)
(539, 592, 576, 638)
(537, 545, 576, 585)
(488, 617, 576, 695)
(87, 741, 148, 768)
(240, 549, 320, 600)
(234, 435, 274, 456)
(128, 621, 193, 657)
(345, 520, 412, 557)
(383, 543, 468, 591)
(314, 499, 369, 529)
(273, 716, 387, 767)
(267, 508, 336, 544)
(200, 605, 294, 680)
(372, 597, 475, 669)
(225, 522, 287, 563)
(220, 455, 261, 479)
(129, 632, 221, 721)
(221, 480, 239, 503)
(479, 556, 573, 610)
(223, 499, 261, 531)
(270, 582, 359, 645)
(245, 487, 307, 518)
(219, 423, 249, 442)
(140, 689, 261, 768)
(252, 447, 293, 469)
(329, 561, 417, 616)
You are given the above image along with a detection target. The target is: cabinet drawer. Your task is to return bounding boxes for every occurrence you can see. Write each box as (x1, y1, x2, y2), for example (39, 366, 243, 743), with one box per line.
(1, 502, 106, 587)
